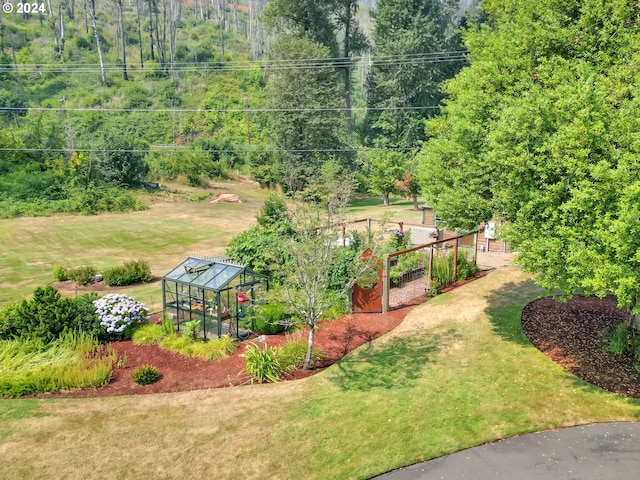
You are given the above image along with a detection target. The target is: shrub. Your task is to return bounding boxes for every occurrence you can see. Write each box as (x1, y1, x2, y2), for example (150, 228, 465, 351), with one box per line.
(606, 323, 630, 356)
(185, 320, 201, 341)
(241, 341, 323, 383)
(69, 265, 97, 286)
(431, 252, 455, 287)
(160, 333, 193, 353)
(254, 303, 290, 335)
(103, 260, 151, 286)
(161, 315, 176, 335)
(242, 343, 282, 383)
(93, 293, 149, 340)
(456, 251, 478, 281)
(275, 340, 323, 372)
(0, 287, 101, 343)
(132, 365, 160, 385)
(0, 332, 115, 397)
(132, 323, 164, 345)
(53, 265, 70, 281)
(189, 335, 236, 360)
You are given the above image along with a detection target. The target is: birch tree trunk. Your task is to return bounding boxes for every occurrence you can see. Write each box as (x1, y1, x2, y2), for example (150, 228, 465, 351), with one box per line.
(88, 0, 107, 85)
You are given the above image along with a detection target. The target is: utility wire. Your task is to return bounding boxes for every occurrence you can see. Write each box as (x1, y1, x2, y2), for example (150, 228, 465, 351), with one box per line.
(0, 146, 420, 154)
(0, 52, 468, 74)
(0, 105, 443, 113)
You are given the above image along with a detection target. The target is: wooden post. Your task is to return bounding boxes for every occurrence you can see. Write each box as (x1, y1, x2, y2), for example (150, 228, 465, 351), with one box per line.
(399, 221, 404, 233)
(342, 223, 346, 247)
(473, 231, 479, 266)
(427, 247, 434, 291)
(366, 218, 371, 233)
(382, 253, 390, 313)
(453, 237, 458, 281)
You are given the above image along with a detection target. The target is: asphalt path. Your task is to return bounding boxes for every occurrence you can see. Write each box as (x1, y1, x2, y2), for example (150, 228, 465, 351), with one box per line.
(373, 422, 640, 480)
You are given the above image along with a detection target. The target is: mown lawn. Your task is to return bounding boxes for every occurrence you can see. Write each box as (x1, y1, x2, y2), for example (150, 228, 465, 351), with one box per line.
(1, 268, 638, 480)
(0, 181, 266, 309)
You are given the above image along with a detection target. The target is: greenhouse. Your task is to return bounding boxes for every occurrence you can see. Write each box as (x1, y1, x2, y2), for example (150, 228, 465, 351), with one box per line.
(162, 256, 269, 339)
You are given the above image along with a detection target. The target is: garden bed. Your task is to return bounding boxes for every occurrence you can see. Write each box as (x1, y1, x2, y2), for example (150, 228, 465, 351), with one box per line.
(522, 295, 640, 399)
(28, 306, 411, 399)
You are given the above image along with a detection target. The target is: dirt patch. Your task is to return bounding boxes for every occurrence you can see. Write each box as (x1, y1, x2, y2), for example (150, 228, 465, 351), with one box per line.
(522, 295, 640, 398)
(31, 306, 411, 399)
(210, 192, 242, 203)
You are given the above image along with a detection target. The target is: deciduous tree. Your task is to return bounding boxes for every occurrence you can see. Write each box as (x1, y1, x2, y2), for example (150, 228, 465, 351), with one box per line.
(420, 0, 640, 325)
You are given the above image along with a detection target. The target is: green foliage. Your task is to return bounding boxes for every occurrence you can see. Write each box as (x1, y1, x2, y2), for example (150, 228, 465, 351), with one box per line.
(131, 365, 160, 386)
(241, 340, 323, 384)
(428, 250, 478, 290)
(275, 340, 323, 372)
(363, 151, 405, 205)
(266, 34, 350, 191)
(69, 265, 97, 286)
(254, 303, 290, 335)
(256, 192, 290, 230)
(364, 0, 462, 148)
(161, 316, 176, 335)
(0, 286, 101, 343)
(132, 323, 165, 345)
(0, 332, 115, 397)
(431, 252, 456, 287)
(103, 260, 152, 287)
(189, 335, 236, 361)
(241, 343, 283, 384)
(52, 265, 70, 282)
(606, 324, 630, 357)
(159, 333, 194, 354)
(420, 0, 640, 313)
(225, 225, 289, 280)
(185, 320, 201, 341)
(456, 251, 478, 281)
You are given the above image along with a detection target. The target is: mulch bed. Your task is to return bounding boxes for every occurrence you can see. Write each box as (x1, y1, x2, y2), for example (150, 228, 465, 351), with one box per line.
(522, 295, 640, 399)
(31, 306, 412, 399)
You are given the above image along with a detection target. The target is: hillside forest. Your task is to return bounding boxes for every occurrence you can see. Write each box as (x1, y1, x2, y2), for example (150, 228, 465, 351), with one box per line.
(0, 0, 476, 217)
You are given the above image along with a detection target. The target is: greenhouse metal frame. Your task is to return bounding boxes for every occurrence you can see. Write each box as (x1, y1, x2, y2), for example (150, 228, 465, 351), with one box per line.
(162, 256, 269, 339)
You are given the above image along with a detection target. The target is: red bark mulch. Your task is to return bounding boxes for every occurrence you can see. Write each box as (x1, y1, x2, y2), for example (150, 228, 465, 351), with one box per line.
(34, 306, 414, 399)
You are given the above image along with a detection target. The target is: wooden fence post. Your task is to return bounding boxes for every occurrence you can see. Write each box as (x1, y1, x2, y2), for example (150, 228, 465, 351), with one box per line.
(453, 237, 458, 281)
(382, 253, 390, 313)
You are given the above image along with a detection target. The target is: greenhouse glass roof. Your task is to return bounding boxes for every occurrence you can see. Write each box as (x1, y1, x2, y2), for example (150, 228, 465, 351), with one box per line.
(163, 256, 266, 291)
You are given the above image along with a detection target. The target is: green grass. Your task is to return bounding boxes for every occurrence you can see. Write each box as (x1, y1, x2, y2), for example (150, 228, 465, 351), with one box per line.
(0, 182, 265, 309)
(0, 268, 638, 479)
(346, 195, 424, 223)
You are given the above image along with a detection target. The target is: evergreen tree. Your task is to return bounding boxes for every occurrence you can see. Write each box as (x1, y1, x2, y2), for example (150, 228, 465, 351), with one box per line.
(364, 0, 463, 148)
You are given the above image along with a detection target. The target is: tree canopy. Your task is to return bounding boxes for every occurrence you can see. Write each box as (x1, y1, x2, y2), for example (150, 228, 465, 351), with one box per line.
(419, 0, 640, 316)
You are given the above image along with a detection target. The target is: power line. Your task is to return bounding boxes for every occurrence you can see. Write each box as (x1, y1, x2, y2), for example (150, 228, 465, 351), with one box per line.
(0, 146, 420, 154)
(0, 52, 468, 74)
(2, 50, 469, 70)
(0, 105, 442, 113)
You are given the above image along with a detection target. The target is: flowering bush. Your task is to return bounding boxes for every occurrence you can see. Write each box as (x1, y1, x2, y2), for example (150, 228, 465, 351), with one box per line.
(93, 293, 149, 339)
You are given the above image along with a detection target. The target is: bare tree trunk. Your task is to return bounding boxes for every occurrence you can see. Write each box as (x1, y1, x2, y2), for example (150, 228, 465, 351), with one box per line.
(383, 192, 390, 207)
(67, 0, 75, 19)
(147, 0, 155, 60)
(167, 0, 181, 81)
(114, 0, 128, 80)
(232, 0, 238, 32)
(136, 0, 144, 66)
(83, 0, 89, 33)
(8, 32, 24, 96)
(88, 0, 107, 85)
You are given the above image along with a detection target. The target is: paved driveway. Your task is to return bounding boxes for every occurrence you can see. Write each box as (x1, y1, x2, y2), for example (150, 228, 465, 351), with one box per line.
(373, 422, 640, 479)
